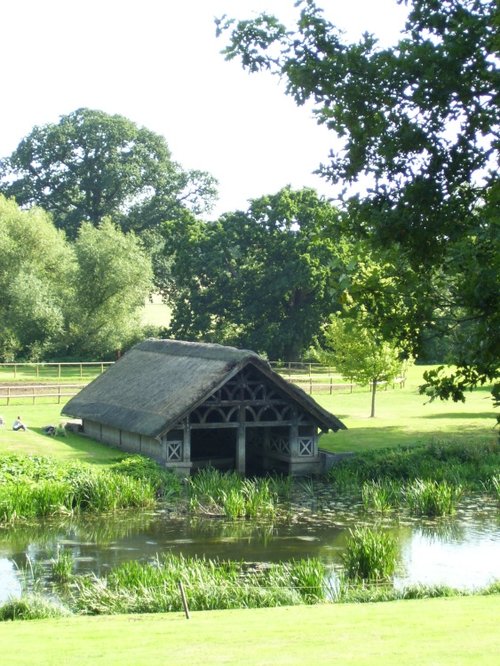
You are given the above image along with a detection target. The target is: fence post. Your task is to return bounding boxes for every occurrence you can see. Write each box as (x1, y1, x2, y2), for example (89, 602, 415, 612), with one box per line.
(58, 364, 61, 379)
(178, 581, 190, 619)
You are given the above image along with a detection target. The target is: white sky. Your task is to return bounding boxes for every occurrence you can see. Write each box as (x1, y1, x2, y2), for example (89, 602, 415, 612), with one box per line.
(0, 0, 407, 216)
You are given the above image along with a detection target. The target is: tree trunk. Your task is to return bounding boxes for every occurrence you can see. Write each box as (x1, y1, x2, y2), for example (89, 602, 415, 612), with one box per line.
(370, 379, 377, 418)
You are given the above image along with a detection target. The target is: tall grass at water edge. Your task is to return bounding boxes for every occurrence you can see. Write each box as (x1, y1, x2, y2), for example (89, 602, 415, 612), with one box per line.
(187, 469, 279, 519)
(329, 439, 499, 490)
(404, 479, 463, 516)
(361, 478, 463, 516)
(71, 553, 326, 614)
(342, 527, 399, 582)
(0, 453, 181, 523)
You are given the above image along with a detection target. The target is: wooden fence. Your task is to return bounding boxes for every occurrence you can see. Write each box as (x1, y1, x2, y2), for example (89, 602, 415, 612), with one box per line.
(0, 360, 407, 402)
(0, 362, 113, 382)
(0, 384, 86, 405)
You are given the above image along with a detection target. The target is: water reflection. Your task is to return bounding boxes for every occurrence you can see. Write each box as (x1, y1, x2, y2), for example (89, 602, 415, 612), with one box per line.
(0, 492, 498, 602)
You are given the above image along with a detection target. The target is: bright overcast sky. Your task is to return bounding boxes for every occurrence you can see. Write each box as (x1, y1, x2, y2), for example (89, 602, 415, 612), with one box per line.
(0, 0, 407, 217)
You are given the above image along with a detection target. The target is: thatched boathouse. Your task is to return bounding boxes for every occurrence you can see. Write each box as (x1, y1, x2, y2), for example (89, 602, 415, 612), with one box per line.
(63, 339, 346, 476)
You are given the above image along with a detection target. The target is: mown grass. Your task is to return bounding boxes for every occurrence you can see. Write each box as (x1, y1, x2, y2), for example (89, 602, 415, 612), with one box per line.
(0, 596, 498, 665)
(317, 365, 496, 452)
(0, 403, 124, 464)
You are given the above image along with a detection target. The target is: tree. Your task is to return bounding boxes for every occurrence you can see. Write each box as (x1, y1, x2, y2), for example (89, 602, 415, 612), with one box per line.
(164, 187, 345, 360)
(67, 219, 153, 358)
(0, 195, 73, 360)
(220, 0, 499, 406)
(321, 314, 405, 418)
(0, 108, 217, 240)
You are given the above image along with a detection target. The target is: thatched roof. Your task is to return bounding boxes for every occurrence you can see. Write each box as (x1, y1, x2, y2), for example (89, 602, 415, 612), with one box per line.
(63, 339, 345, 438)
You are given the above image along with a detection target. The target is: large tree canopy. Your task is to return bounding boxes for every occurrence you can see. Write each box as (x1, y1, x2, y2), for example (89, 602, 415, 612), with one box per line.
(0, 195, 72, 360)
(220, 0, 499, 404)
(164, 187, 345, 360)
(0, 108, 217, 239)
(0, 196, 153, 360)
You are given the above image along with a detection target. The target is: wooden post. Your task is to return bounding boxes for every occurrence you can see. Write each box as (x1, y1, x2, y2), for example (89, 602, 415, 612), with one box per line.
(182, 419, 191, 464)
(178, 581, 190, 619)
(236, 423, 246, 474)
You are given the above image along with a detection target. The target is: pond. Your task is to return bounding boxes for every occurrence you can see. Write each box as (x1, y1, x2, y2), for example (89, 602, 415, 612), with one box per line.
(0, 490, 499, 603)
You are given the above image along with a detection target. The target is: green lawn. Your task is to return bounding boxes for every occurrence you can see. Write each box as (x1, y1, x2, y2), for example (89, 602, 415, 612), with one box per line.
(0, 595, 498, 665)
(0, 403, 123, 465)
(317, 365, 497, 452)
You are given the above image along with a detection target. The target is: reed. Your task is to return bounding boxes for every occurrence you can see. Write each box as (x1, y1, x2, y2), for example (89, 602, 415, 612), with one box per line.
(70, 554, 326, 614)
(110, 455, 182, 500)
(187, 469, 278, 519)
(0, 595, 71, 621)
(332, 578, 466, 604)
(328, 440, 499, 489)
(361, 480, 397, 513)
(51, 549, 74, 583)
(403, 479, 463, 516)
(490, 474, 500, 500)
(0, 454, 158, 523)
(341, 526, 398, 582)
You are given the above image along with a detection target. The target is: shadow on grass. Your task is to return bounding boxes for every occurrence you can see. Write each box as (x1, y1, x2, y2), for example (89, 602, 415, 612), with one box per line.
(321, 425, 496, 453)
(5, 427, 125, 466)
(422, 412, 497, 420)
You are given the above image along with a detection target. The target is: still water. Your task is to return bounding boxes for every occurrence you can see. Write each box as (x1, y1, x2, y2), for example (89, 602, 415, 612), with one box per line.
(0, 492, 498, 602)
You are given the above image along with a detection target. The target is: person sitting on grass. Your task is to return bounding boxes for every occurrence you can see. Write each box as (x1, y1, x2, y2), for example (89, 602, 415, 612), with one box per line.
(13, 416, 27, 431)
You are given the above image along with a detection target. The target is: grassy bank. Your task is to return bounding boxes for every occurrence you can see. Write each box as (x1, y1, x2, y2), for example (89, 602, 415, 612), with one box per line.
(0, 595, 498, 665)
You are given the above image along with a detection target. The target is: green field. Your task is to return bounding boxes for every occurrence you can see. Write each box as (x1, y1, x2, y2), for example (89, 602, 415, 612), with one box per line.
(0, 596, 498, 665)
(0, 403, 123, 464)
(317, 365, 496, 452)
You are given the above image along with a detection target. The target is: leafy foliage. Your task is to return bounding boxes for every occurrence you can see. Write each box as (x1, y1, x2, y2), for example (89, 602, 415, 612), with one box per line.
(164, 187, 345, 359)
(0, 196, 72, 360)
(320, 313, 405, 417)
(220, 0, 499, 406)
(0, 108, 217, 239)
(0, 197, 153, 360)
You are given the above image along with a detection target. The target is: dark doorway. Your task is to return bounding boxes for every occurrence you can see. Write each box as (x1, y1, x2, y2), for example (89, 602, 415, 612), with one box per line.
(190, 428, 236, 470)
